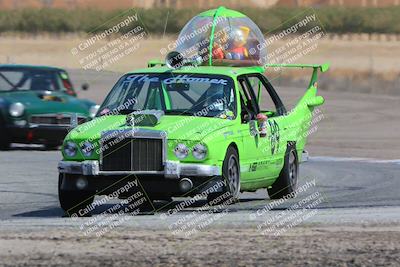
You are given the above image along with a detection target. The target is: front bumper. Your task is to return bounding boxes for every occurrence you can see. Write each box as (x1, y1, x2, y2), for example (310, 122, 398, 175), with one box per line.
(58, 160, 221, 178)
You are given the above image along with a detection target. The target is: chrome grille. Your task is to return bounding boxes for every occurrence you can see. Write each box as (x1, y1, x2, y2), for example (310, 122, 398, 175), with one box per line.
(30, 114, 86, 126)
(101, 137, 163, 172)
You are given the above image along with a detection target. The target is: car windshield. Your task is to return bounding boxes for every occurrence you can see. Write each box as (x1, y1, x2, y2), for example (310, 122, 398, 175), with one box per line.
(99, 73, 236, 118)
(0, 68, 62, 92)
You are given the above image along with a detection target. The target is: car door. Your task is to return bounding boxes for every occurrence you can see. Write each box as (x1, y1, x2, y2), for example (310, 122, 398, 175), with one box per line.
(245, 74, 288, 180)
(236, 75, 272, 186)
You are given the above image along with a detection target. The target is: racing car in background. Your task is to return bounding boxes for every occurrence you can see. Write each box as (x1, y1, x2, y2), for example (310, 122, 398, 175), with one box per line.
(0, 65, 99, 150)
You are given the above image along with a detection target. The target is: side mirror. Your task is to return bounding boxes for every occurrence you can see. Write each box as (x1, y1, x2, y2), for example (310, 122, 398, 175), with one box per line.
(81, 83, 89, 91)
(307, 96, 324, 107)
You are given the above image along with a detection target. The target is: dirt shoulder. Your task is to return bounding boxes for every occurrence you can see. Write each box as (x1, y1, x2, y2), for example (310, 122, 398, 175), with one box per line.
(0, 225, 399, 267)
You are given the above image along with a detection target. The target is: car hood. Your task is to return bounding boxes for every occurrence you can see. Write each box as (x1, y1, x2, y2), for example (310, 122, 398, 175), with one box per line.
(0, 90, 90, 115)
(70, 114, 236, 142)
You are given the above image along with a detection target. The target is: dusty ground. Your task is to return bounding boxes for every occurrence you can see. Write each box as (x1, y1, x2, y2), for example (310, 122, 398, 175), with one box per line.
(0, 226, 399, 267)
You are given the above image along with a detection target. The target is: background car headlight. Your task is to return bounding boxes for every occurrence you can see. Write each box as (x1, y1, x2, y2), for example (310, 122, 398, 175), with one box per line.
(174, 143, 189, 159)
(64, 141, 77, 157)
(81, 141, 94, 157)
(192, 143, 207, 160)
(89, 104, 100, 118)
(9, 102, 25, 117)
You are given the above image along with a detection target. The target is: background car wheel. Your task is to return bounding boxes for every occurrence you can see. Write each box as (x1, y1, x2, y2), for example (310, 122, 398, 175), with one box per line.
(0, 117, 10, 151)
(207, 146, 240, 206)
(267, 143, 299, 199)
(58, 174, 95, 216)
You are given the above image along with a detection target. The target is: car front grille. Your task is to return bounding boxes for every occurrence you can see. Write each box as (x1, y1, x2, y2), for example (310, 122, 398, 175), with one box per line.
(30, 114, 86, 126)
(100, 137, 163, 172)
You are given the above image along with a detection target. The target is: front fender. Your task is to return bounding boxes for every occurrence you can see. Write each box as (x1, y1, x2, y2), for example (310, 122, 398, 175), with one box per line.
(202, 128, 240, 166)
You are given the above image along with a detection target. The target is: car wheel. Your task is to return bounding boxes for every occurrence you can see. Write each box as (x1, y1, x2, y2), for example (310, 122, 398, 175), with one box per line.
(207, 146, 240, 206)
(58, 174, 95, 217)
(267, 144, 298, 199)
(0, 118, 10, 151)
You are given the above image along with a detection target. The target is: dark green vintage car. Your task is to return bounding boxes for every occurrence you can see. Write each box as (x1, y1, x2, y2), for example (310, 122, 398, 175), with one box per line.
(0, 65, 99, 150)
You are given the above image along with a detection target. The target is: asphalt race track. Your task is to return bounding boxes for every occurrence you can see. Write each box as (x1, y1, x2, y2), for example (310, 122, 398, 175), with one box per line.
(1, 149, 399, 225)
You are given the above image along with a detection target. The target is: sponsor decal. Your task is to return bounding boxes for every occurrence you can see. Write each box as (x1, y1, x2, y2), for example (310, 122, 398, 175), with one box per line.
(123, 74, 228, 86)
(269, 120, 280, 155)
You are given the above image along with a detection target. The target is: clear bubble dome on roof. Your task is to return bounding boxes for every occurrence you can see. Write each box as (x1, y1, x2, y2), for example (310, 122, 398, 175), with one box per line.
(174, 7, 267, 67)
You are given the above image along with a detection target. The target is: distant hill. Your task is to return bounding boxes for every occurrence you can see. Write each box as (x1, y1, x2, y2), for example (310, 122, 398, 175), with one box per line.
(0, 0, 399, 10)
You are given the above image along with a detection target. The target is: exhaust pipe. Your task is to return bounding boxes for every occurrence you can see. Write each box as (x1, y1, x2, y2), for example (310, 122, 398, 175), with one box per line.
(179, 178, 193, 193)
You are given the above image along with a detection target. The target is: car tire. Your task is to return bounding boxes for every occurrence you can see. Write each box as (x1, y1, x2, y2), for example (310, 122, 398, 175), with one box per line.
(58, 174, 95, 217)
(0, 117, 10, 151)
(267, 143, 299, 199)
(207, 146, 240, 206)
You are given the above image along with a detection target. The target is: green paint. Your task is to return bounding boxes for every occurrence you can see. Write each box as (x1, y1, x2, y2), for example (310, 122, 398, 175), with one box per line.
(161, 82, 171, 110)
(198, 7, 246, 18)
(208, 6, 225, 66)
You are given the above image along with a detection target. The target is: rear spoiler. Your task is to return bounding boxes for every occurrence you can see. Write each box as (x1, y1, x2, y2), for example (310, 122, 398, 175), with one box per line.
(264, 63, 330, 88)
(265, 63, 330, 73)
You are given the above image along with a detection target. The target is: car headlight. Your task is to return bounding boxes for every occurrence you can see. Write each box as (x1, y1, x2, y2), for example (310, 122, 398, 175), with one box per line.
(192, 143, 207, 160)
(174, 143, 189, 159)
(64, 141, 77, 157)
(81, 141, 94, 157)
(89, 104, 100, 118)
(9, 103, 25, 117)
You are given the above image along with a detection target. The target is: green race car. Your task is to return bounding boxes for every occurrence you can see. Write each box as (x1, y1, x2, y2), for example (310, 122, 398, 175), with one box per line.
(58, 62, 328, 215)
(0, 65, 99, 150)
(57, 7, 328, 215)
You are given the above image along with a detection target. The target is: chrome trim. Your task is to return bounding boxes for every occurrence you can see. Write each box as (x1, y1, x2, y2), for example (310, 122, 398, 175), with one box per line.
(170, 161, 220, 178)
(58, 160, 220, 177)
(58, 160, 99, 176)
